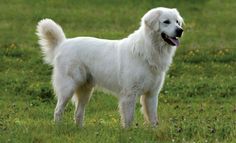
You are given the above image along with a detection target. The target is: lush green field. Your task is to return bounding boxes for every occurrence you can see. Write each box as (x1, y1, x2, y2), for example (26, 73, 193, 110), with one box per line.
(0, 0, 235, 142)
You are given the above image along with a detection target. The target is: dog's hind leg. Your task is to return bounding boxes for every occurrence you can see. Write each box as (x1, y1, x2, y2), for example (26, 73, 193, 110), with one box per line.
(74, 85, 93, 127)
(53, 74, 76, 123)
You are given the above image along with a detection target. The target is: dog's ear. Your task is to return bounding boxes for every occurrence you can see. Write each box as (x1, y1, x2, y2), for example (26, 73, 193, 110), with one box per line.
(142, 9, 161, 31)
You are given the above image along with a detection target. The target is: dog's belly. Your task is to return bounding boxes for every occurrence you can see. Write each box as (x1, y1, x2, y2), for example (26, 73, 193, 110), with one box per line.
(89, 64, 122, 94)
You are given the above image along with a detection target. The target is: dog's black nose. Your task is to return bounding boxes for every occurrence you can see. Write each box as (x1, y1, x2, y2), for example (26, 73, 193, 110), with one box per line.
(176, 28, 183, 37)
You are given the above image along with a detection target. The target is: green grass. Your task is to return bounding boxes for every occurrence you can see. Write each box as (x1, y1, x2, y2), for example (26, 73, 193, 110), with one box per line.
(0, 0, 236, 142)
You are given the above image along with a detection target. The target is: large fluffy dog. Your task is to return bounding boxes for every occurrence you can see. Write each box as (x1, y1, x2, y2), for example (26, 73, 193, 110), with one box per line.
(36, 7, 183, 128)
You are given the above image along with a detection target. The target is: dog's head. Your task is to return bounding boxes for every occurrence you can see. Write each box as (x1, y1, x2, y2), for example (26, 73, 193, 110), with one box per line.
(142, 7, 184, 47)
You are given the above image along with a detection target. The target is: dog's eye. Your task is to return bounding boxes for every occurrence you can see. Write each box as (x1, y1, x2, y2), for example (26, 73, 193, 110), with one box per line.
(176, 20, 180, 25)
(163, 20, 170, 24)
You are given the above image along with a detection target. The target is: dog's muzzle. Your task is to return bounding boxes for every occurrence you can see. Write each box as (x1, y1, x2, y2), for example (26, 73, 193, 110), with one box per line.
(161, 33, 179, 47)
(161, 27, 184, 47)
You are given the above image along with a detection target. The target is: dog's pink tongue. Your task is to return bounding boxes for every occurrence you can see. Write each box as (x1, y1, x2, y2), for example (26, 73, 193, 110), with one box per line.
(170, 38, 179, 47)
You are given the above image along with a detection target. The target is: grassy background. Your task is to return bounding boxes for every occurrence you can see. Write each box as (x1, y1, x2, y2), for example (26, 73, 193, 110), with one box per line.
(0, 0, 235, 142)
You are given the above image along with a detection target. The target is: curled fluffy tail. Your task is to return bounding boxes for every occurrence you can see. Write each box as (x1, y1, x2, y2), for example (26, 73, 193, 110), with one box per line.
(36, 19, 65, 65)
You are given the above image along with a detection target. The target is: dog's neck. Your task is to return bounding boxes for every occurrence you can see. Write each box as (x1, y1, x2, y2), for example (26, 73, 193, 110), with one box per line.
(129, 26, 176, 72)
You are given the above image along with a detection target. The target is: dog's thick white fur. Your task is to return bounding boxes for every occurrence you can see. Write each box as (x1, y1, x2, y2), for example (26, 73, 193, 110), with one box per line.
(36, 7, 183, 128)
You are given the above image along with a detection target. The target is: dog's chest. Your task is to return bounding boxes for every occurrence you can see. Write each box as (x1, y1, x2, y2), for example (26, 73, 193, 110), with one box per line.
(147, 46, 176, 72)
(124, 64, 162, 93)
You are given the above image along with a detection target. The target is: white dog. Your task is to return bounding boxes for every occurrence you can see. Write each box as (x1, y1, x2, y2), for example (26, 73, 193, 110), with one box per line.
(36, 7, 183, 128)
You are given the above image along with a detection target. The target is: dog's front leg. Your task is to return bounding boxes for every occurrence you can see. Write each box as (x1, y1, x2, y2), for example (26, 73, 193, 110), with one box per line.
(140, 94, 158, 127)
(119, 91, 138, 128)
(140, 74, 165, 127)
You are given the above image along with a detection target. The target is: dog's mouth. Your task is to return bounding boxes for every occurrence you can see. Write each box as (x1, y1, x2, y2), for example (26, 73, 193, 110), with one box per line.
(161, 33, 180, 47)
